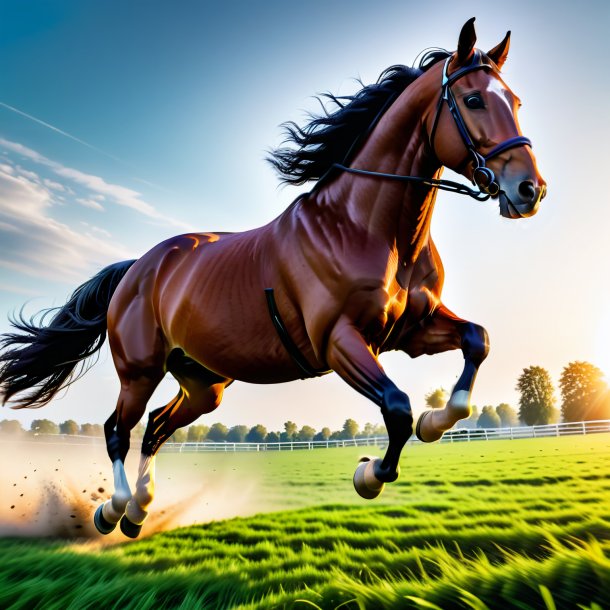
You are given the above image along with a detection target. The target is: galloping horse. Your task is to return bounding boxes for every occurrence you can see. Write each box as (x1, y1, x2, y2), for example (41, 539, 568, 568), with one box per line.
(0, 19, 546, 537)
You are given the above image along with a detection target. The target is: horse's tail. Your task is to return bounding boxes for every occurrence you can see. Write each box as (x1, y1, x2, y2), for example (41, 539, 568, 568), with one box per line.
(0, 259, 137, 409)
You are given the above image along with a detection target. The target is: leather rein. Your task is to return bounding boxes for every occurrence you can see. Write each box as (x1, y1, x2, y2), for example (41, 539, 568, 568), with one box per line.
(332, 50, 532, 202)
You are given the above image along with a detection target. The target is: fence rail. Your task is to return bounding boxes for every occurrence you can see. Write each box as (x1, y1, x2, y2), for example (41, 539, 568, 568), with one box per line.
(159, 419, 610, 453)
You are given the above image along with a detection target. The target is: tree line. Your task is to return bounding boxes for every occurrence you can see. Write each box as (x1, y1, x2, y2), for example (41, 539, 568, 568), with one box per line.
(1, 360, 607, 440)
(0, 417, 388, 444)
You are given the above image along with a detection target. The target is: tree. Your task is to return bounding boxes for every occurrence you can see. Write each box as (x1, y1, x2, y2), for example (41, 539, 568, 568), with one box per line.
(226, 425, 248, 443)
(80, 423, 103, 436)
(496, 403, 519, 427)
(170, 428, 187, 443)
(359, 422, 376, 438)
(477, 406, 501, 428)
(266, 431, 280, 443)
(342, 419, 360, 439)
(284, 421, 298, 440)
(314, 427, 331, 441)
(207, 422, 229, 442)
(59, 420, 79, 435)
(187, 424, 209, 442)
(246, 424, 268, 443)
(31, 419, 59, 435)
(425, 388, 448, 409)
(372, 423, 387, 436)
(297, 425, 316, 441)
(517, 366, 558, 425)
(559, 361, 610, 422)
(0, 419, 24, 435)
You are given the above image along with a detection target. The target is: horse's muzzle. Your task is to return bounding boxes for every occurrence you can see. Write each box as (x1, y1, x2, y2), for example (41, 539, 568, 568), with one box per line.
(499, 181, 547, 219)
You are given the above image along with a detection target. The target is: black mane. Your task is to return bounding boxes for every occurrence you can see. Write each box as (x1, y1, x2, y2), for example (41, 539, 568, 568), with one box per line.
(268, 49, 451, 186)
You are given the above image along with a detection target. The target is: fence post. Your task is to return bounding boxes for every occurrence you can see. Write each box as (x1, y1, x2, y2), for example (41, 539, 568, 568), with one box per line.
(582, 421, 586, 435)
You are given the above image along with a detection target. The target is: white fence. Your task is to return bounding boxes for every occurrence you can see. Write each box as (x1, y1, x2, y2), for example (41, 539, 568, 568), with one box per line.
(160, 419, 610, 453)
(5, 420, 609, 452)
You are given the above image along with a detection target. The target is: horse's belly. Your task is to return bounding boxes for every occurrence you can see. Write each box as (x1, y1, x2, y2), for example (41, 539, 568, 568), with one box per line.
(155, 238, 312, 383)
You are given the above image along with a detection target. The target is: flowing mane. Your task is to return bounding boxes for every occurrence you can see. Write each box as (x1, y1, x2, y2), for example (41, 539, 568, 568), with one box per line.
(268, 49, 451, 186)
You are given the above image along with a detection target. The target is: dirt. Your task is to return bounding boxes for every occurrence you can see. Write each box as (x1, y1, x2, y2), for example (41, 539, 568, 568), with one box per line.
(0, 439, 260, 543)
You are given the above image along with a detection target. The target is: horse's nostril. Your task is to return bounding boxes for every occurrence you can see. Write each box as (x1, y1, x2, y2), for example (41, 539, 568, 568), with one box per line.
(518, 180, 536, 202)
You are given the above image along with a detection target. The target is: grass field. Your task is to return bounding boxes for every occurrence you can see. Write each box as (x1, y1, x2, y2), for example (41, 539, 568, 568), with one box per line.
(2, 434, 610, 609)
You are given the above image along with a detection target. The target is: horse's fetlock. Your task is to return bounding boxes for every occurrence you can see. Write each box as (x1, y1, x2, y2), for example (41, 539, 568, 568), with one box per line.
(447, 389, 471, 420)
(134, 484, 154, 508)
(111, 489, 132, 512)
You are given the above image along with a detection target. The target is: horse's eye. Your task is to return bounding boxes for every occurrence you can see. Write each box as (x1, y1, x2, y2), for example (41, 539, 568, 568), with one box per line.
(464, 94, 485, 110)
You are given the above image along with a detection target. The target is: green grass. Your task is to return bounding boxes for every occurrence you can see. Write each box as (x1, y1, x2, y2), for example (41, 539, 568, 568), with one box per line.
(2, 434, 610, 609)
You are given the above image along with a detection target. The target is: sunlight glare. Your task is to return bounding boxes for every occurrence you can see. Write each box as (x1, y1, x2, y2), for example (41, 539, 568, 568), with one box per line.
(594, 309, 610, 382)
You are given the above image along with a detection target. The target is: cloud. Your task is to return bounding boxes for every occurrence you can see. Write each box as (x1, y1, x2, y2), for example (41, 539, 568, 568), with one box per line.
(76, 197, 105, 211)
(43, 178, 66, 192)
(0, 166, 133, 283)
(0, 137, 189, 230)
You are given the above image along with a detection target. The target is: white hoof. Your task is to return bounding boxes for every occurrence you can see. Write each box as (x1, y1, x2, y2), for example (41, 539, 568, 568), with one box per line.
(353, 456, 385, 500)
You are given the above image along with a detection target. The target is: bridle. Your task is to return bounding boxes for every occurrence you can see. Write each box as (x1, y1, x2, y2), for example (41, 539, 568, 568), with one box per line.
(332, 50, 532, 202)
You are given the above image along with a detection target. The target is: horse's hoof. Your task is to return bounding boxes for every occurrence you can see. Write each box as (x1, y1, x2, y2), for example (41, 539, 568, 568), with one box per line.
(93, 503, 116, 535)
(416, 410, 444, 443)
(120, 515, 143, 539)
(353, 456, 385, 500)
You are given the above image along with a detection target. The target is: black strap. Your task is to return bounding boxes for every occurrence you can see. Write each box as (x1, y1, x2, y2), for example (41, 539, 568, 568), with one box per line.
(264, 288, 331, 378)
(332, 163, 491, 201)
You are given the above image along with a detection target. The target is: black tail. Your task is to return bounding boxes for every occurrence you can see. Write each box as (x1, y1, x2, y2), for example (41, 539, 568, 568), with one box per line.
(0, 259, 137, 408)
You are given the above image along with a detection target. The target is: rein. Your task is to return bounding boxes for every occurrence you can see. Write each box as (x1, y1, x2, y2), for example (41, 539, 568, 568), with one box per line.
(331, 50, 532, 202)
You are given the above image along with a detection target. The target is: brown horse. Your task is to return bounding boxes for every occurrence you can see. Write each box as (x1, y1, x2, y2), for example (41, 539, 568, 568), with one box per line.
(0, 18, 546, 537)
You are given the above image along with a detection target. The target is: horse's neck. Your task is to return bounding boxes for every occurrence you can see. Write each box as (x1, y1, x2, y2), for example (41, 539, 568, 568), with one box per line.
(313, 88, 441, 265)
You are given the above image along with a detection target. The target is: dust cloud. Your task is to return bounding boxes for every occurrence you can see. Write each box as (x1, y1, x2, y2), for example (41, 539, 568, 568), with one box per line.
(0, 438, 262, 543)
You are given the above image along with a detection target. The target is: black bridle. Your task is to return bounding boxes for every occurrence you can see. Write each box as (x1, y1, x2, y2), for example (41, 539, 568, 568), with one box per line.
(332, 50, 532, 202)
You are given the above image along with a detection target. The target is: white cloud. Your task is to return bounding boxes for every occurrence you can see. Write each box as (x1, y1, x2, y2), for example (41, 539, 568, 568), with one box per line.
(76, 197, 105, 211)
(0, 169, 133, 283)
(0, 137, 189, 229)
(43, 178, 66, 192)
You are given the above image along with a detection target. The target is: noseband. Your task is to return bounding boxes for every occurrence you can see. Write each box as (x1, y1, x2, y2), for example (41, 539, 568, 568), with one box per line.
(332, 50, 532, 202)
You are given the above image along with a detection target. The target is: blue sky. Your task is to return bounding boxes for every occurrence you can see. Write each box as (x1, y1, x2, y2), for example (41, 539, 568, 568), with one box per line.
(0, 0, 609, 431)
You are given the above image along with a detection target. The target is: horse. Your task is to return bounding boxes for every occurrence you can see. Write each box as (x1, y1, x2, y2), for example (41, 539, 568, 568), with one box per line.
(0, 18, 546, 537)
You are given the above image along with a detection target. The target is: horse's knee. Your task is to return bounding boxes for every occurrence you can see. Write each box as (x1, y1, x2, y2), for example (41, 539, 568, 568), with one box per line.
(461, 322, 489, 366)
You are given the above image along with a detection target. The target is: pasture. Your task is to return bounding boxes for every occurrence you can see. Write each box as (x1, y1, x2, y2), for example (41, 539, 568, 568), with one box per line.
(1, 434, 610, 609)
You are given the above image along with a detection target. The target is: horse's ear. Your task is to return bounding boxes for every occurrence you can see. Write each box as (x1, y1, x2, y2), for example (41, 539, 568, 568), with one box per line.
(456, 17, 477, 64)
(487, 31, 511, 70)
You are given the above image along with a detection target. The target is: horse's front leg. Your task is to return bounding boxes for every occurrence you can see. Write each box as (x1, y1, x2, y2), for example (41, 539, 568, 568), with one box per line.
(401, 304, 489, 442)
(326, 316, 413, 498)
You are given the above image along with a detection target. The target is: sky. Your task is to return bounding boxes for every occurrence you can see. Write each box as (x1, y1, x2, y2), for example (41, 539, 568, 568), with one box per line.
(0, 0, 609, 433)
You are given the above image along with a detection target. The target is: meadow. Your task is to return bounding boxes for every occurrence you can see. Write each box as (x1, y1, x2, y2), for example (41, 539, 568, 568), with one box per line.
(1, 434, 610, 609)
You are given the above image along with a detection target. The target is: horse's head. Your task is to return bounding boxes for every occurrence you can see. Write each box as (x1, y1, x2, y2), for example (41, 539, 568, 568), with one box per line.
(426, 18, 546, 218)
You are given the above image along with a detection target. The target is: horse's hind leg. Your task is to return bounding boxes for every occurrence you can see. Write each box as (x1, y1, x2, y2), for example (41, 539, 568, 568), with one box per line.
(120, 352, 230, 538)
(94, 374, 162, 534)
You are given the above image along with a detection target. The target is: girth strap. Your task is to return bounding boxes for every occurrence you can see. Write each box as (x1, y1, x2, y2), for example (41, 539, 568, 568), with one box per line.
(264, 288, 331, 379)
